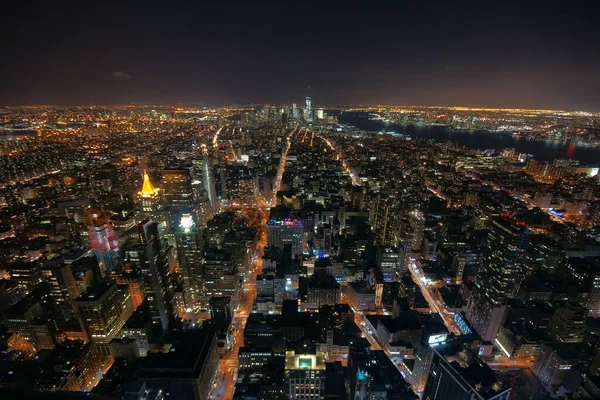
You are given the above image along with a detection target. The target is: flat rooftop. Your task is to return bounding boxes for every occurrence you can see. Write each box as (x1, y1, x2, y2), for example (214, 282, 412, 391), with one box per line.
(74, 281, 114, 302)
(348, 281, 373, 294)
(135, 328, 215, 379)
(433, 340, 510, 399)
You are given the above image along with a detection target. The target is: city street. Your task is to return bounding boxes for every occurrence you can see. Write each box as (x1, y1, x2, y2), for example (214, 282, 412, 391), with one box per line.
(209, 126, 296, 399)
(406, 258, 463, 335)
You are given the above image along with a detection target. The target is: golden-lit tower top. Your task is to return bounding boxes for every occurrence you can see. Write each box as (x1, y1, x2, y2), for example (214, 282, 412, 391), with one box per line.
(139, 171, 160, 198)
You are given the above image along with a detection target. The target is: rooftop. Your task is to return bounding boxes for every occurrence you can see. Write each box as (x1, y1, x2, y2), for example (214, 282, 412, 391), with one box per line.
(432, 340, 510, 399)
(139, 171, 159, 198)
(284, 350, 327, 371)
(348, 280, 373, 294)
(73, 281, 115, 303)
(308, 274, 339, 289)
(135, 328, 216, 379)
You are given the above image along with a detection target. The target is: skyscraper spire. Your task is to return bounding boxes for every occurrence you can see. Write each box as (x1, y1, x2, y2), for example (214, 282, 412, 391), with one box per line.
(140, 171, 158, 197)
(138, 171, 161, 218)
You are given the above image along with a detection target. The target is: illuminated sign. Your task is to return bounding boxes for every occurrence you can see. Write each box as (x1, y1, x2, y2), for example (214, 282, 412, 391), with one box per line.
(266, 218, 302, 227)
(428, 333, 448, 345)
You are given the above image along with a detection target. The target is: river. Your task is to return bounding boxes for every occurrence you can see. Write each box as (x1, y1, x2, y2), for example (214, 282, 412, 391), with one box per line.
(337, 111, 600, 164)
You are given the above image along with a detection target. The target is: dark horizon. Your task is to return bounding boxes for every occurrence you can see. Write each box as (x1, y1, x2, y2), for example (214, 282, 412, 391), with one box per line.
(2, 0, 600, 111)
(4, 102, 599, 113)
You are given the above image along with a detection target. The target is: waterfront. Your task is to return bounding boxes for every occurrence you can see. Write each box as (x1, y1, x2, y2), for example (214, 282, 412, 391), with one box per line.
(338, 111, 600, 164)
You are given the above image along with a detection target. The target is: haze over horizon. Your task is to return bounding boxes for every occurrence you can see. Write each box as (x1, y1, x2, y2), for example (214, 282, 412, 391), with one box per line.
(2, 0, 600, 110)
(4, 102, 599, 113)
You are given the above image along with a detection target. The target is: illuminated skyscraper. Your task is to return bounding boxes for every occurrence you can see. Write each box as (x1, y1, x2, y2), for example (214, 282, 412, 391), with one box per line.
(42, 263, 80, 318)
(266, 218, 304, 256)
(161, 168, 194, 209)
(237, 169, 255, 207)
(161, 167, 196, 243)
(466, 215, 527, 343)
(202, 249, 239, 301)
(175, 213, 205, 313)
(479, 216, 528, 301)
(10, 261, 43, 294)
(73, 281, 134, 355)
(423, 340, 511, 400)
(193, 145, 218, 218)
(532, 343, 581, 387)
(546, 302, 587, 343)
(203, 150, 218, 214)
(84, 208, 121, 275)
(305, 96, 312, 122)
(465, 286, 507, 342)
(138, 219, 174, 331)
(377, 246, 404, 282)
(285, 349, 326, 399)
(138, 171, 160, 217)
(292, 103, 298, 119)
(190, 151, 215, 226)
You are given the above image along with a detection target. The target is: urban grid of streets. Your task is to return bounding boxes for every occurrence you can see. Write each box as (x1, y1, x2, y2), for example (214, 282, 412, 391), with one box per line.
(206, 123, 534, 399)
(209, 127, 297, 400)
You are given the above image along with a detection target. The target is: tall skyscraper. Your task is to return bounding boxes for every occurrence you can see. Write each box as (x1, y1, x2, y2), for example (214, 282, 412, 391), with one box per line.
(73, 281, 134, 355)
(406, 209, 425, 254)
(10, 261, 43, 294)
(479, 216, 528, 301)
(410, 343, 435, 392)
(237, 169, 255, 208)
(175, 213, 204, 313)
(162, 167, 193, 204)
(203, 150, 218, 214)
(466, 286, 507, 343)
(189, 151, 215, 227)
(564, 257, 600, 317)
(202, 249, 239, 301)
(139, 219, 174, 331)
(423, 340, 511, 400)
(138, 171, 160, 218)
(466, 215, 527, 343)
(285, 349, 326, 399)
(162, 167, 197, 253)
(292, 103, 298, 119)
(546, 302, 587, 343)
(305, 96, 312, 122)
(306, 274, 341, 310)
(133, 329, 219, 400)
(377, 246, 404, 281)
(532, 343, 581, 387)
(84, 208, 121, 275)
(266, 218, 304, 256)
(209, 296, 232, 331)
(42, 263, 80, 318)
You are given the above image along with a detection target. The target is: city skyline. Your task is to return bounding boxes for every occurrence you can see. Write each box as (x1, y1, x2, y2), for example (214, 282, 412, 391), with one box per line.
(0, 99, 599, 399)
(2, 1, 600, 399)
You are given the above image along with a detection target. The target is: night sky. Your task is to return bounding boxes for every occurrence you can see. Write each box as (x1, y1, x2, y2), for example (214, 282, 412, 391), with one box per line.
(2, 0, 600, 110)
